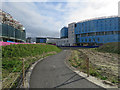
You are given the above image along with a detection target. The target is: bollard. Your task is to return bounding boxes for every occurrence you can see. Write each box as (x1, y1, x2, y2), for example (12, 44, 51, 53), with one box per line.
(86, 57, 89, 77)
(22, 58, 25, 87)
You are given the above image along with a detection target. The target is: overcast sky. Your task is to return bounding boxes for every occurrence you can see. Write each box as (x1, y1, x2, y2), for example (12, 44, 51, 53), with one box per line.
(1, 0, 119, 38)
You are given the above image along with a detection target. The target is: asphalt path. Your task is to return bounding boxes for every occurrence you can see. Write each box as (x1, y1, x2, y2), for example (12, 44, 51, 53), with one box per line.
(30, 50, 105, 89)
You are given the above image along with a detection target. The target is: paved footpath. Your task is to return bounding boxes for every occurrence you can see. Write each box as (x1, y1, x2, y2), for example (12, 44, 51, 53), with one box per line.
(30, 50, 105, 89)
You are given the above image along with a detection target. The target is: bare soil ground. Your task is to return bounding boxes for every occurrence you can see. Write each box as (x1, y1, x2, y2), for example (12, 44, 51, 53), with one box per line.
(78, 49, 119, 84)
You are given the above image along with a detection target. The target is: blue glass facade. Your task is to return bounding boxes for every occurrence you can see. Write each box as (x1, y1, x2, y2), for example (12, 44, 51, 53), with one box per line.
(60, 27, 68, 38)
(36, 38, 46, 43)
(39, 39, 46, 43)
(75, 17, 120, 45)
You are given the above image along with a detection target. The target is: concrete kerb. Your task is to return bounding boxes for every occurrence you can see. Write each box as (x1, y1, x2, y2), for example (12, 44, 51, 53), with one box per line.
(22, 49, 118, 89)
(20, 51, 57, 88)
(23, 55, 49, 88)
(64, 58, 118, 89)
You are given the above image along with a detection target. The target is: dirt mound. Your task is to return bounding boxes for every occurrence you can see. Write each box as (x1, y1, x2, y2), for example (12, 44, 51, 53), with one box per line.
(97, 42, 120, 54)
(79, 48, 119, 84)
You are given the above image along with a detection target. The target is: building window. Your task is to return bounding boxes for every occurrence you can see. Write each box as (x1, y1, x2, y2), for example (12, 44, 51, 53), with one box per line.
(102, 32, 104, 35)
(109, 20, 112, 22)
(75, 24, 77, 27)
(89, 38, 91, 42)
(118, 31, 120, 34)
(111, 31, 114, 34)
(82, 39, 83, 42)
(98, 38, 100, 42)
(96, 32, 99, 35)
(105, 32, 107, 35)
(110, 23, 111, 26)
(107, 38, 109, 41)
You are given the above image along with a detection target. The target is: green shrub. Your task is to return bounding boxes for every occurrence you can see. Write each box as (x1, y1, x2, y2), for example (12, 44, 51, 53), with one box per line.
(112, 79, 118, 83)
(99, 76, 108, 80)
(90, 69, 100, 77)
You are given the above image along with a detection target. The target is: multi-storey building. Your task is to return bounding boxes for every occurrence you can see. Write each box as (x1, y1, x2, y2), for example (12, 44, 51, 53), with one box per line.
(68, 22, 76, 46)
(56, 38, 69, 46)
(60, 27, 68, 38)
(75, 16, 119, 46)
(36, 37, 47, 43)
(0, 9, 26, 42)
(58, 16, 120, 46)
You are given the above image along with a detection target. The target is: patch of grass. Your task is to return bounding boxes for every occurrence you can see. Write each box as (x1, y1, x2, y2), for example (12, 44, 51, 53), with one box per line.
(2, 44, 61, 88)
(89, 69, 100, 77)
(95, 42, 120, 54)
(69, 50, 88, 72)
(2, 57, 22, 72)
(112, 79, 119, 84)
(100, 76, 108, 80)
(2, 44, 61, 58)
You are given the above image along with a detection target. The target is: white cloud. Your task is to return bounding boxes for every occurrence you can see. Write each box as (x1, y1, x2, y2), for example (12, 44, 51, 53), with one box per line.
(2, 0, 74, 2)
(1, 0, 119, 37)
(2, 2, 63, 37)
(2, 0, 48, 2)
(63, 0, 119, 24)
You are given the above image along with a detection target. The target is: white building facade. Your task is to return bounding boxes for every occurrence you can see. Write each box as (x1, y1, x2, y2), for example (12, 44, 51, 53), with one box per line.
(68, 22, 76, 46)
(56, 38, 69, 46)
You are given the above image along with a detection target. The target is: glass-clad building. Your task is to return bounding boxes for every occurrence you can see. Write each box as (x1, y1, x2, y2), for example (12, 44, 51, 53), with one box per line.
(60, 27, 68, 38)
(0, 9, 26, 42)
(36, 37, 46, 43)
(0, 23, 26, 42)
(75, 16, 120, 46)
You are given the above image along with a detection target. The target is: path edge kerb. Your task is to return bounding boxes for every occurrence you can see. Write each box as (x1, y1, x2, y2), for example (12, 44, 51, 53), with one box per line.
(64, 55, 118, 89)
(24, 55, 51, 88)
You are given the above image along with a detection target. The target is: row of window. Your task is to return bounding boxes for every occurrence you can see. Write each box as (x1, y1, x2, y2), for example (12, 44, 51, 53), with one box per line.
(76, 37, 119, 43)
(76, 31, 120, 37)
(76, 23, 117, 28)
(75, 17, 118, 33)
(75, 18, 118, 28)
(75, 25, 118, 33)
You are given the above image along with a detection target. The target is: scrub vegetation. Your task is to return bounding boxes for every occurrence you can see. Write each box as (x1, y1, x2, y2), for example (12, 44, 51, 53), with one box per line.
(2, 44, 61, 88)
(69, 50, 110, 80)
(69, 43, 119, 86)
(96, 42, 120, 54)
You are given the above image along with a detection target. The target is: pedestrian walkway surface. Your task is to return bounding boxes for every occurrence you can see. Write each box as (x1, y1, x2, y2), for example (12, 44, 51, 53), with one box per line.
(30, 50, 105, 89)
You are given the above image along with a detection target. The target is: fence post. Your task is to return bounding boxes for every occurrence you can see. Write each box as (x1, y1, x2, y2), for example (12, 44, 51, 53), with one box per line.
(43, 52, 45, 58)
(86, 57, 89, 77)
(22, 58, 25, 87)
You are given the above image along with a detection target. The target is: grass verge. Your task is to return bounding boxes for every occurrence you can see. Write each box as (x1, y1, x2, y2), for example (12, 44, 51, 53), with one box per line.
(2, 44, 61, 88)
(95, 42, 120, 54)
